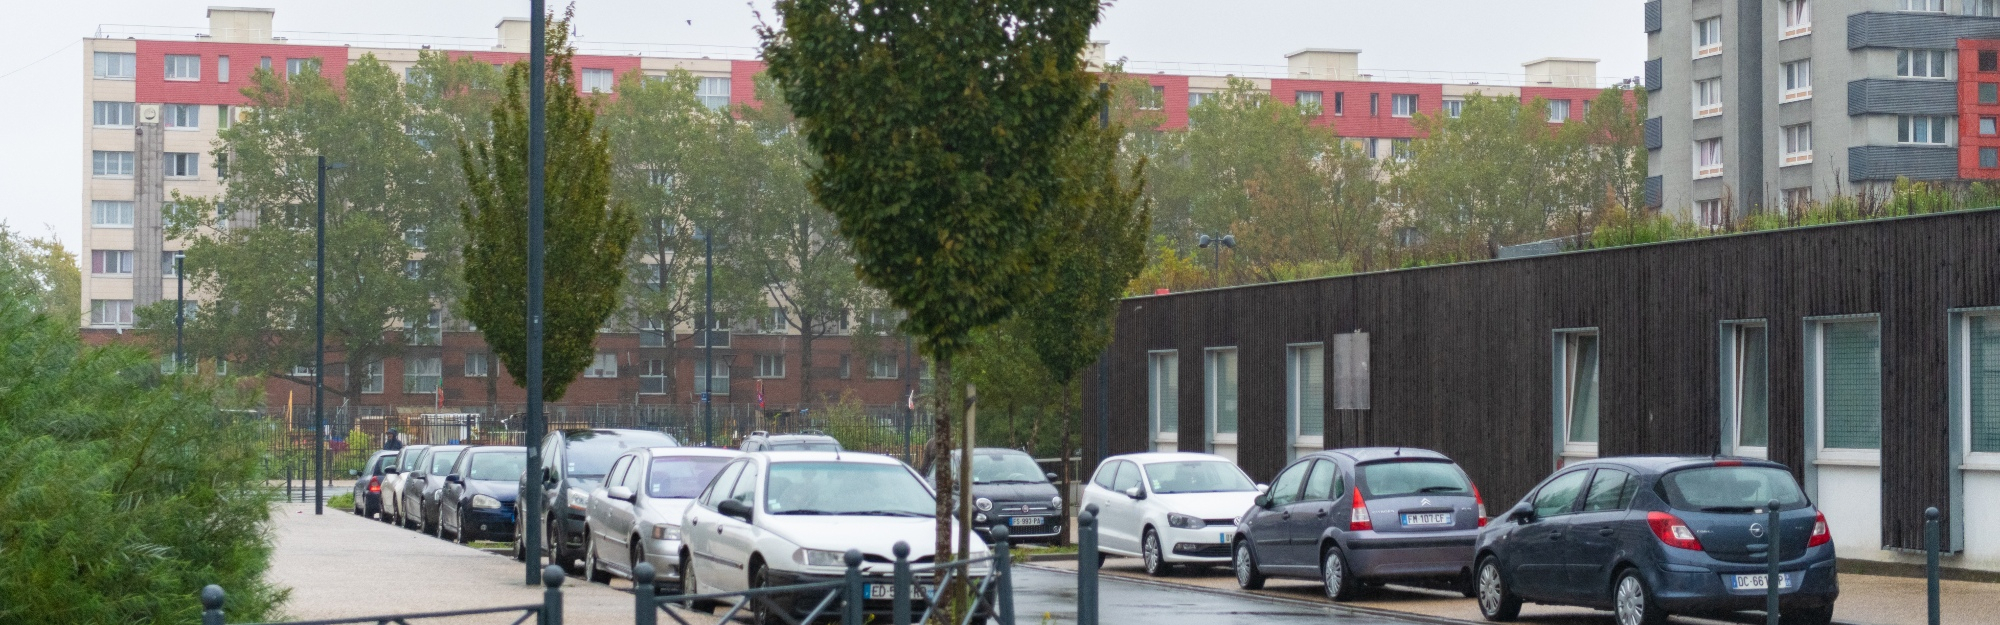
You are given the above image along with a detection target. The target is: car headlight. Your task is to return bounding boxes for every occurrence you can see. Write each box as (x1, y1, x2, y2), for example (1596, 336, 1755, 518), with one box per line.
(472, 494, 501, 509)
(652, 524, 681, 541)
(799, 549, 846, 568)
(566, 489, 588, 510)
(1051, 496, 1063, 510)
(975, 497, 993, 512)
(1168, 513, 1206, 530)
(975, 513, 988, 523)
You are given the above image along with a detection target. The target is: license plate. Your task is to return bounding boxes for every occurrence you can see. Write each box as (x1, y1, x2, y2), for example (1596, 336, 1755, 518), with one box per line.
(865, 584, 931, 600)
(1008, 516, 1045, 527)
(1402, 513, 1453, 526)
(1731, 574, 1793, 590)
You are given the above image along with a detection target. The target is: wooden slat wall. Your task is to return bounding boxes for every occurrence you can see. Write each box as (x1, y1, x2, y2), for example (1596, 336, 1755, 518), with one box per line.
(1083, 208, 2000, 551)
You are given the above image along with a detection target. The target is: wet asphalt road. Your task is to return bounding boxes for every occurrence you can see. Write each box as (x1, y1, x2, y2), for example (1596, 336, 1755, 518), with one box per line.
(1011, 566, 1419, 625)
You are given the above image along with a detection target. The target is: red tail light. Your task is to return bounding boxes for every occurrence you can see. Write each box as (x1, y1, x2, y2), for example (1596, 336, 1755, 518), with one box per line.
(1473, 486, 1488, 527)
(1807, 511, 1831, 548)
(1713, 460, 1744, 467)
(1349, 487, 1373, 531)
(1647, 511, 1703, 551)
(368, 476, 381, 493)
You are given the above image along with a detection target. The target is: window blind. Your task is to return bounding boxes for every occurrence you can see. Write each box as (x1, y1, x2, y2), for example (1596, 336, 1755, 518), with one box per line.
(1210, 349, 1238, 434)
(1293, 346, 1325, 436)
(1971, 315, 2000, 452)
(1150, 352, 1178, 434)
(1821, 321, 1882, 450)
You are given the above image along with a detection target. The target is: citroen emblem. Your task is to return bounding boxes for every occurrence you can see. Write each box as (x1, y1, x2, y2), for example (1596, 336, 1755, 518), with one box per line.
(1749, 523, 1765, 538)
(1421, 498, 1432, 506)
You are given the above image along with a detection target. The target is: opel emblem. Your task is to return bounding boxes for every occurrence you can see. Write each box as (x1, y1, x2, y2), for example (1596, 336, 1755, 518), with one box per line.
(1749, 523, 1765, 538)
(1421, 498, 1431, 506)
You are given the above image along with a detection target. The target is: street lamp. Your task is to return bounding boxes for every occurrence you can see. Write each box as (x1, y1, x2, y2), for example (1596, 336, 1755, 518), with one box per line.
(695, 227, 715, 448)
(522, 0, 551, 586)
(174, 253, 184, 374)
(1197, 233, 1235, 289)
(314, 155, 346, 516)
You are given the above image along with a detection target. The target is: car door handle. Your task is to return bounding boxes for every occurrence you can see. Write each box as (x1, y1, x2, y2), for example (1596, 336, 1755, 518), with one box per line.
(1316, 509, 1330, 519)
(1280, 511, 1291, 520)
(1548, 532, 1564, 540)
(1598, 528, 1615, 537)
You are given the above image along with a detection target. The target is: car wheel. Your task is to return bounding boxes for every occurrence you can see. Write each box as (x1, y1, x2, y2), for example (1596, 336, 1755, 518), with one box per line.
(1613, 570, 1667, 625)
(511, 521, 526, 561)
(454, 506, 473, 544)
(631, 541, 650, 589)
(1780, 606, 1834, 625)
(1321, 546, 1358, 602)
(424, 505, 439, 536)
(585, 530, 612, 584)
(1141, 528, 1173, 577)
(682, 552, 717, 613)
(1233, 541, 1266, 590)
(1476, 556, 1522, 621)
(748, 562, 780, 625)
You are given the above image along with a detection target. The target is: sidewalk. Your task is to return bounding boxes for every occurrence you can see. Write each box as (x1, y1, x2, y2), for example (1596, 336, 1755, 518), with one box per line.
(1033, 556, 1995, 625)
(263, 502, 718, 625)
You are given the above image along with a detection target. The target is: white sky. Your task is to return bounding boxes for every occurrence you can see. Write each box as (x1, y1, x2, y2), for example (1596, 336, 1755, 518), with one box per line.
(0, 1, 1642, 251)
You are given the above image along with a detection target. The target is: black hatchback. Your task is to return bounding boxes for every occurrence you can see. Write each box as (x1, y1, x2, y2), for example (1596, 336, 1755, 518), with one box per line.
(1474, 456, 1837, 625)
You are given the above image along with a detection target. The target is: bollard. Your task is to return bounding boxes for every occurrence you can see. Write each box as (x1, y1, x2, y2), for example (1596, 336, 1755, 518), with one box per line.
(892, 541, 913, 625)
(1078, 510, 1099, 625)
(634, 562, 657, 625)
(992, 525, 1014, 625)
(542, 564, 566, 625)
(201, 585, 226, 625)
(1926, 507, 1941, 625)
(1766, 500, 1781, 625)
(843, 549, 865, 625)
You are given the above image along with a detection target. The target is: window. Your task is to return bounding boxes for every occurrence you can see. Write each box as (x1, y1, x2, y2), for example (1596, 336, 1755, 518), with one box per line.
(259, 57, 271, 71)
(581, 68, 614, 93)
(90, 299, 134, 326)
(839, 354, 851, 379)
(1287, 345, 1324, 458)
(293, 363, 316, 377)
(1364, 138, 1380, 159)
(1188, 91, 1214, 108)
(465, 352, 489, 377)
(93, 151, 134, 177)
(164, 104, 199, 130)
(165, 153, 200, 178)
(1391, 139, 1412, 161)
(1782, 123, 1812, 166)
(1982, 118, 1995, 136)
(1442, 98, 1463, 118)
(286, 58, 320, 76)
(1782, 0, 1812, 38)
(1148, 351, 1179, 450)
(1808, 318, 1881, 459)
(1266, 462, 1310, 507)
(92, 200, 134, 227)
(403, 357, 442, 394)
(1958, 312, 2000, 457)
(1142, 85, 1166, 111)
(1723, 322, 1771, 457)
(1695, 138, 1724, 178)
(1695, 18, 1723, 57)
(639, 316, 667, 347)
(164, 54, 200, 80)
(694, 359, 730, 395)
(1392, 94, 1418, 117)
(1332, 332, 1370, 409)
(1557, 330, 1601, 462)
(218, 56, 230, 82)
(218, 105, 232, 129)
(1546, 99, 1571, 123)
(1531, 470, 1590, 517)
(1781, 60, 1812, 102)
(640, 359, 667, 394)
(1295, 91, 1322, 115)
(1899, 115, 1951, 144)
(404, 226, 425, 250)
(1694, 79, 1723, 117)
(1984, 148, 1999, 169)
(869, 353, 900, 379)
(756, 354, 785, 378)
(693, 313, 730, 347)
(91, 250, 133, 275)
(764, 307, 788, 334)
(162, 251, 183, 277)
(1783, 187, 1812, 213)
(93, 101, 135, 127)
(1581, 469, 1638, 512)
(1901, 0, 1944, 10)
(1302, 460, 1342, 501)
(1983, 83, 1998, 105)
(1976, 0, 2000, 17)
(1898, 49, 1950, 78)
(584, 352, 619, 378)
(697, 77, 731, 110)
(1696, 199, 1724, 228)
(1368, 93, 1379, 117)
(1204, 348, 1239, 458)
(93, 52, 135, 79)
(1333, 92, 1345, 116)
(362, 361, 385, 394)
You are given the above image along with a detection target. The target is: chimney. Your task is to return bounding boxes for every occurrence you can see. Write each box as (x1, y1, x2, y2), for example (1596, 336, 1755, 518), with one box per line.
(206, 7, 275, 43)
(496, 18, 531, 52)
(1521, 57, 1600, 88)
(1084, 40, 1110, 71)
(1285, 49, 1362, 81)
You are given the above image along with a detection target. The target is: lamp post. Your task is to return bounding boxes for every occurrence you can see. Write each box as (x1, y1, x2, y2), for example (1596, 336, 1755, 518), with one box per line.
(522, 0, 550, 586)
(1196, 233, 1235, 289)
(174, 253, 184, 373)
(698, 227, 715, 448)
(314, 155, 345, 516)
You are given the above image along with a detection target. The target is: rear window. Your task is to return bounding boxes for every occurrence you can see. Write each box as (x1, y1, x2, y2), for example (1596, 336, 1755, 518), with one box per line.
(1359, 461, 1470, 499)
(649, 456, 731, 499)
(566, 432, 675, 477)
(768, 441, 841, 452)
(1657, 466, 1809, 512)
(430, 450, 463, 474)
(1142, 460, 1256, 494)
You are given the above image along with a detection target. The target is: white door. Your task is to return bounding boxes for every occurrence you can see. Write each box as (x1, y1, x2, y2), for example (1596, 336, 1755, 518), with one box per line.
(1098, 461, 1147, 554)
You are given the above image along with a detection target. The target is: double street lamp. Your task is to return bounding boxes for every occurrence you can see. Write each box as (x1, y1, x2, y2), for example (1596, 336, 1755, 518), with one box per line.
(1197, 233, 1235, 289)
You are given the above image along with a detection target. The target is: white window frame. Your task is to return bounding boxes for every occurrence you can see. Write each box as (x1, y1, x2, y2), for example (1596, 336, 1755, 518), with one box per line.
(93, 101, 135, 127)
(1782, 0, 1812, 39)
(640, 359, 668, 394)
(1392, 94, 1418, 118)
(1142, 85, 1166, 111)
(1552, 328, 1602, 466)
(697, 76, 731, 110)
(694, 359, 730, 395)
(92, 200, 135, 228)
(1295, 90, 1323, 112)
(1204, 347, 1239, 456)
(1694, 18, 1724, 58)
(93, 151, 134, 178)
(1782, 123, 1813, 166)
(1696, 199, 1725, 228)
(362, 361, 385, 394)
(402, 356, 442, 394)
(164, 54, 200, 81)
(218, 56, 230, 83)
(92, 250, 134, 276)
(1901, 0, 1945, 11)
(1898, 49, 1950, 79)
(1547, 99, 1571, 123)
(1695, 138, 1725, 179)
(756, 353, 785, 379)
(1147, 350, 1179, 452)
(163, 104, 199, 130)
(1720, 320, 1772, 459)
(285, 58, 320, 76)
(164, 153, 200, 179)
(93, 52, 135, 79)
(1781, 60, 1812, 102)
(1694, 78, 1723, 118)
(464, 352, 490, 377)
(1899, 115, 1952, 145)
(582, 68, 615, 93)
(90, 299, 134, 327)
(869, 353, 899, 380)
(1950, 308, 2000, 471)
(1973, 0, 2000, 17)
(1803, 315, 1883, 470)
(583, 352, 619, 378)
(1285, 343, 1325, 461)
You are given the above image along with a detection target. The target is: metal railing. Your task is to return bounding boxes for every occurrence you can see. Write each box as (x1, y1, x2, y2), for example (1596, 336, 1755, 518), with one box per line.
(202, 565, 565, 625)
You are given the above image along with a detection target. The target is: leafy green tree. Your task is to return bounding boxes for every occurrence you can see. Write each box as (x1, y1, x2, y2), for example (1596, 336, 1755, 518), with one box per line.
(0, 224, 80, 325)
(459, 13, 637, 402)
(760, 0, 1107, 565)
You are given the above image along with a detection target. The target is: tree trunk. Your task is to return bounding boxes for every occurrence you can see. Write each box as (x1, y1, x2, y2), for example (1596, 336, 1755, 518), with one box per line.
(800, 328, 816, 404)
(485, 357, 498, 420)
(930, 356, 956, 565)
(1056, 377, 1076, 547)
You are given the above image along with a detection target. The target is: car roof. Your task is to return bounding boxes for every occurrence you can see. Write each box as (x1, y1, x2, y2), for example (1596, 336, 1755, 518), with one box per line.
(1310, 447, 1453, 464)
(561, 428, 675, 439)
(959, 447, 1031, 456)
(750, 450, 901, 466)
(639, 446, 741, 458)
(467, 445, 525, 453)
(761, 433, 838, 441)
(1561, 454, 1789, 473)
(1107, 452, 1234, 465)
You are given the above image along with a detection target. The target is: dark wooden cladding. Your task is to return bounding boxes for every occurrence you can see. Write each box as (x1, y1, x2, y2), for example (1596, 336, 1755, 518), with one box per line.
(1084, 208, 2000, 552)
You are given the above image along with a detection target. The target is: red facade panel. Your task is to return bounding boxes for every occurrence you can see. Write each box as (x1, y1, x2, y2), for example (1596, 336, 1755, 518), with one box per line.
(1271, 79, 1443, 138)
(136, 40, 350, 105)
(731, 59, 768, 109)
(1958, 39, 2000, 179)
(1132, 74, 1192, 130)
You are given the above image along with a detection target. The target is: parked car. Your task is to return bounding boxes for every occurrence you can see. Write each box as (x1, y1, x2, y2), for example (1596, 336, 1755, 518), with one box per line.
(398, 444, 468, 534)
(525, 429, 680, 570)
(1081, 452, 1265, 576)
(382, 444, 431, 526)
(923, 448, 1064, 545)
(1233, 448, 1485, 600)
(680, 451, 992, 623)
(1474, 456, 1837, 625)
(582, 447, 740, 588)
(346, 450, 398, 519)
(740, 431, 842, 452)
(438, 445, 527, 544)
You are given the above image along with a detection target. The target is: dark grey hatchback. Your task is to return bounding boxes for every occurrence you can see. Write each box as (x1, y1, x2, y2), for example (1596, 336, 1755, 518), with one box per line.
(1474, 456, 1837, 625)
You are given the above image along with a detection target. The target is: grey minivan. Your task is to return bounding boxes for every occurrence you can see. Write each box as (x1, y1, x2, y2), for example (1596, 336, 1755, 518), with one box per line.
(1232, 448, 1485, 601)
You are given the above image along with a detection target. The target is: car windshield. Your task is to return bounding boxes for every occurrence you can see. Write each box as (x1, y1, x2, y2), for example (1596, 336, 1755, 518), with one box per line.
(1141, 460, 1257, 494)
(467, 452, 526, 482)
(429, 450, 463, 474)
(566, 432, 674, 478)
(649, 456, 731, 499)
(765, 462, 935, 517)
(970, 453, 1047, 484)
(1360, 461, 1471, 498)
(767, 441, 841, 451)
(1657, 466, 1810, 512)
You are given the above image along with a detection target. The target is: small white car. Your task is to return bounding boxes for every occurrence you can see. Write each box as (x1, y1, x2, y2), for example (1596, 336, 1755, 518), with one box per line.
(380, 444, 431, 525)
(680, 451, 991, 623)
(1081, 452, 1266, 577)
(581, 446, 740, 589)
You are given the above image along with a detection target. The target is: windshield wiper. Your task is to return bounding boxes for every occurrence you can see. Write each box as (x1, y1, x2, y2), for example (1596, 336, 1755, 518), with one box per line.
(985, 480, 1043, 485)
(1418, 486, 1468, 493)
(774, 509, 835, 515)
(1697, 505, 1760, 513)
(844, 511, 934, 518)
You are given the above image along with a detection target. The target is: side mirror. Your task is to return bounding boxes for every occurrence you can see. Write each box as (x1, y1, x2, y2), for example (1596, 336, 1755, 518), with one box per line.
(1254, 494, 1272, 509)
(384, 467, 400, 475)
(1046, 472, 1060, 482)
(718, 498, 754, 522)
(1255, 483, 1270, 493)
(607, 486, 636, 502)
(1509, 502, 1536, 524)
(445, 474, 461, 484)
(1122, 486, 1146, 500)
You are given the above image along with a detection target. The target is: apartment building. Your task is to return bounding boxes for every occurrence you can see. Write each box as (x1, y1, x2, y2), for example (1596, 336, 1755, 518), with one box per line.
(1644, 0, 2000, 225)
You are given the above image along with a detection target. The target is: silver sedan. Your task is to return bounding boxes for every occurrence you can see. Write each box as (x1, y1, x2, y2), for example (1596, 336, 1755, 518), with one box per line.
(581, 446, 740, 589)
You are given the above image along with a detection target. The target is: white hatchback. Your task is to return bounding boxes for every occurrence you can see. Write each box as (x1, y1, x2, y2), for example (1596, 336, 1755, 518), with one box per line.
(1081, 452, 1266, 576)
(582, 447, 740, 589)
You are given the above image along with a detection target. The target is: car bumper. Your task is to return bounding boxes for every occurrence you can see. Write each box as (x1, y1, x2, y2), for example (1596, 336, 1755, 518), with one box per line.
(763, 569, 994, 620)
(461, 507, 518, 541)
(1343, 531, 1478, 579)
(643, 538, 684, 582)
(361, 493, 382, 512)
(973, 514, 1065, 543)
(1648, 554, 1840, 614)
(1160, 525, 1238, 563)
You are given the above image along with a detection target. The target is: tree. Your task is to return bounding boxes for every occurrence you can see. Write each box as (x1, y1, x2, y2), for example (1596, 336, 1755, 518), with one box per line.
(0, 224, 80, 326)
(460, 11, 637, 403)
(760, 0, 1107, 569)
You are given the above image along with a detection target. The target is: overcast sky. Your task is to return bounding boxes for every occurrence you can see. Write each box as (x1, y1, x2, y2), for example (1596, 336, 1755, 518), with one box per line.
(0, 1, 1641, 251)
